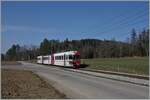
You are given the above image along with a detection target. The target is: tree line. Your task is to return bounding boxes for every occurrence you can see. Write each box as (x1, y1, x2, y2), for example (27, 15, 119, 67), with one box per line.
(1, 28, 149, 61)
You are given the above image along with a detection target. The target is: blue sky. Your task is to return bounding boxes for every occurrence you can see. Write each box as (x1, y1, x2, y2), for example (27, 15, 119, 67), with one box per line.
(1, 1, 149, 53)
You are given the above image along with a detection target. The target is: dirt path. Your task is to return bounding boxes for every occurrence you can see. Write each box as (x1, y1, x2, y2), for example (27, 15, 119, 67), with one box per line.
(1, 68, 66, 99)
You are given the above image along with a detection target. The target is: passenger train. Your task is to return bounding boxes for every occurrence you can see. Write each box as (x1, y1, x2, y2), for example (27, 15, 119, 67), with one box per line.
(37, 51, 80, 68)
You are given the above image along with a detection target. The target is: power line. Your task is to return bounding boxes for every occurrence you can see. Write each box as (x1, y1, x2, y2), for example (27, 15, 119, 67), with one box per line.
(83, 11, 128, 32)
(96, 12, 148, 35)
(95, 17, 148, 40)
(83, 8, 148, 34)
(83, 12, 147, 41)
(91, 11, 147, 34)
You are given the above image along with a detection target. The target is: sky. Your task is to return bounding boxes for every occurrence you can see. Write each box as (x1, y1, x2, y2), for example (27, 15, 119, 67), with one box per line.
(1, 1, 149, 53)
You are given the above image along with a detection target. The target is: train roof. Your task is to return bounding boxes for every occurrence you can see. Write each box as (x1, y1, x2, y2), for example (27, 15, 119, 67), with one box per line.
(37, 55, 42, 57)
(37, 51, 79, 57)
(54, 51, 79, 56)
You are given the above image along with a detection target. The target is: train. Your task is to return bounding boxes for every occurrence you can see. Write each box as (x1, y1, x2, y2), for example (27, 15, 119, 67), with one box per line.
(37, 51, 81, 68)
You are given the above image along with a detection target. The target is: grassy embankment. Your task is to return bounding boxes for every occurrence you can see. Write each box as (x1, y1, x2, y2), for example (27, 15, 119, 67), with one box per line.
(1, 68, 66, 99)
(1, 61, 21, 65)
(81, 57, 149, 75)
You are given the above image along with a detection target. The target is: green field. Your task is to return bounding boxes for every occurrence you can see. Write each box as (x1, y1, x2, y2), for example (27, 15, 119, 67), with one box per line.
(81, 57, 149, 75)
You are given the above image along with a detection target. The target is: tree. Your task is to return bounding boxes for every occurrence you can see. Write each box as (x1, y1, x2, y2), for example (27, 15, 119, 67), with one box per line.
(5, 28, 149, 61)
(1, 53, 5, 61)
(130, 28, 138, 56)
(6, 44, 19, 60)
(136, 29, 149, 56)
(40, 38, 51, 55)
(131, 29, 137, 44)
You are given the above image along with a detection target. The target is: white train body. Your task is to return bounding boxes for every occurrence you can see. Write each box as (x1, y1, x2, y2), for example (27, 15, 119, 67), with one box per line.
(43, 55, 50, 64)
(37, 56, 43, 64)
(37, 51, 80, 68)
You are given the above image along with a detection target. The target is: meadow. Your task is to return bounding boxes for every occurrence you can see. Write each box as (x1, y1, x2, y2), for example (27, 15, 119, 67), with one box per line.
(81, 57, 149, 75)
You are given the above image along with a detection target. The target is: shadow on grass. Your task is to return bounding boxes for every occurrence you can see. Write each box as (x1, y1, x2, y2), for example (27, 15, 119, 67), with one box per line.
(79, 64, 89, 68)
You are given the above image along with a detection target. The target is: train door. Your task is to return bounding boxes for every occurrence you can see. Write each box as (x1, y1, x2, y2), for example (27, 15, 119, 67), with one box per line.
(51, 54, 54, 65)
(64, 54, 66, 66)
(48, 55, 50, 64)
(41, 56, 43, 64)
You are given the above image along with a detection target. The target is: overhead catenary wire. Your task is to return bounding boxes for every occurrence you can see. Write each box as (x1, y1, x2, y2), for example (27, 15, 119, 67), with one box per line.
(96, 13, 148, 35)
(97, 18, 148, 40)
(91, 11, 147, 34)
(82, 8, 148, 35)
(90, 17, 148, 41)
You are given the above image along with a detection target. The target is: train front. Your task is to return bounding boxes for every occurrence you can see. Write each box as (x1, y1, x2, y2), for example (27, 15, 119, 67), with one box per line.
(72, 51, 81, 68)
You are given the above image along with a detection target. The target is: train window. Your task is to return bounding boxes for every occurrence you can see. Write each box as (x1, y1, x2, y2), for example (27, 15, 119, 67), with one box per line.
(57, 56, 59, 60)
(55, 56, 57, 60)
(37, 58, 41, 60)
(69, 55, 73, 59)
(55, 55, 65, 60)
(43, 57, 49, 60)
(56, 56, 59, 60)
(64, 55, 67, 59)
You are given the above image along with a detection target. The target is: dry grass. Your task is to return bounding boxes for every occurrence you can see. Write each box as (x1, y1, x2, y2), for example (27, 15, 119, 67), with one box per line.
(1, 61, 21, 65)
(1, 69, 66, 99)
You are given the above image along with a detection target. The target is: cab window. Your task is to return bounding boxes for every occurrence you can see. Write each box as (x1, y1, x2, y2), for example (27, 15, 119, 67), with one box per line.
(69, 55, 73, 59)
(75, 55, 80, 60)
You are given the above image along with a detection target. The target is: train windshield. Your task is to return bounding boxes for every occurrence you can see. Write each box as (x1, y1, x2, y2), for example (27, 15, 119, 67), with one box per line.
(74, 55, 80, 60)
(69, 55, 80, 60)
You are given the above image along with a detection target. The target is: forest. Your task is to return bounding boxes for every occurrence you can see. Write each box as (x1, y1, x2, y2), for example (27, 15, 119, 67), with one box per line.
(1, 28, 149, 61)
